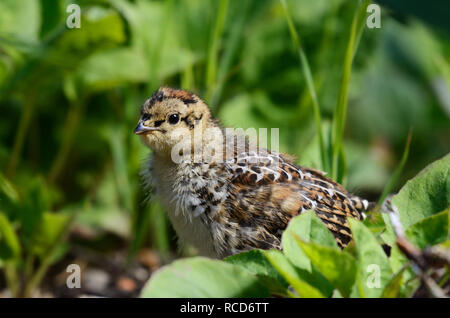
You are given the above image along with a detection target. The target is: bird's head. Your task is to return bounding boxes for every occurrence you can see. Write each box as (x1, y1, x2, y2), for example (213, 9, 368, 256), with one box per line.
(134, 87, 216, 158)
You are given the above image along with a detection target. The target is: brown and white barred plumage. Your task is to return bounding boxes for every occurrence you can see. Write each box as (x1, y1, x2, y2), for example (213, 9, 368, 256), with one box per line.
(136, 87, 370, 258)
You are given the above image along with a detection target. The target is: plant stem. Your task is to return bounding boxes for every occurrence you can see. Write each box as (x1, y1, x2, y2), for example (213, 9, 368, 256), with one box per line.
(331, 0, 370, 181)
(150, 202, 171, 261)
(4, 262, 20, 297)
(210, 0, 249, 111)
(206, 0, 229, 102)
(280, 0, 327, 172)
(48, 98, 85, 184)
(6, 94, 36, 180)
(181, 51, 195, 91)
(145, 0, 174, 94)
(23, 213, 75, 297)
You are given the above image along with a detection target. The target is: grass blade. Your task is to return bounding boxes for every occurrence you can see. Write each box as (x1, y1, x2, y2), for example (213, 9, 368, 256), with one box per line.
(331, 0, 370, 182)
(210, 0, 250, 111)
(149, 202, 171, 257)
(378, 129, 413, 205)
(280, 0, 328, 172)
(205, 0, 229, 102)
(108, 128, 133, 213)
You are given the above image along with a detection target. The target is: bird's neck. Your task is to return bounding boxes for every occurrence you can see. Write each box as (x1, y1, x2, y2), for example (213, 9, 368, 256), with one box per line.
(152, 125, 226, 167)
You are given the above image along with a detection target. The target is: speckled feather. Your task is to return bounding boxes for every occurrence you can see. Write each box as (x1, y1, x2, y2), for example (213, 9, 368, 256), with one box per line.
(138, 87, 370, 258)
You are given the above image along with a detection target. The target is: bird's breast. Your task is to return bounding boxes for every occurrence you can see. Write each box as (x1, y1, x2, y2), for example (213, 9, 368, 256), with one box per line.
(149, 159, 230, 258)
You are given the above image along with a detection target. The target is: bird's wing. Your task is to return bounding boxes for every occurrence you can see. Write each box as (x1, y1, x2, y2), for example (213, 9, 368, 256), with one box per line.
(227, 151, 369, 247)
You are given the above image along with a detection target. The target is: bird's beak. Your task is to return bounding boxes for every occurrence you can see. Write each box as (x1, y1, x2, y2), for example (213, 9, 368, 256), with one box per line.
(134, 122, 160, 135)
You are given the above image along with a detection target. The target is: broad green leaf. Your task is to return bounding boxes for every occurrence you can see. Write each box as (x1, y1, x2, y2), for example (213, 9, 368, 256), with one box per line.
(282, 210, 337, 271)
(349, 280, 362, 298)
(265, 250, 326, 298)
(0, 212, 21, 260)
(295, 237, 357, 297)
(28, 212, 72, 259)
(280, 211, 336, 296)
(349, 219, 393, 298)
(140, 257, 269, 298)
(0, 0, 40, 41)
(75, 170, 130, 238)
(55, 7, 126, 57)
(225, 249, 288, 294)
(405, 208, 449, 249)
(75, 48, 149, 92)
(392, 153, 450, 229)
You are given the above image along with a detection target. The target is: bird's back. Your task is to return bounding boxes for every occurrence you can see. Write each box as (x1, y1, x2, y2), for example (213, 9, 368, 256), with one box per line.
(210, 150, 369, 255)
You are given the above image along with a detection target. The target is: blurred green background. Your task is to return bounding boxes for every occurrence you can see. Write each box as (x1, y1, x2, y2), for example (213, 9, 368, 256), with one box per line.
(0, 0, 449, 297)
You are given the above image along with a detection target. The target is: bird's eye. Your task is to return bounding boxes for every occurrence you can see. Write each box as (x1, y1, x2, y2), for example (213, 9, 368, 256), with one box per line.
(141, 114, 151, 121)
(168, 114, 180, 125)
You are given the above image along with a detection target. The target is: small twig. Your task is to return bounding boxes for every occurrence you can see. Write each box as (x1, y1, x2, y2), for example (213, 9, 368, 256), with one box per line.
(423, 246, 450, 268)
(422, 275, 448, 298)
(381, 197, 449, 298)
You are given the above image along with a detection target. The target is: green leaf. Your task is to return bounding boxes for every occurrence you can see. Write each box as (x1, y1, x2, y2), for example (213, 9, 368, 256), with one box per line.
(381, 265, 408, 298)
(392, 153, 450, 229)
(75, 48, 149, 92)
(224, 249, 288, 294)
(55, 7, 126, 57)
(17, 178, 51, 246)
(0, 173, 19, 218)
(0, 212, 21, 260)
(265, 250, 326, 298)
(380, 213, 397, 246)
(348, 219, 393, 298)
(140, 257, 269, 298)
(28, 212, 72, 259)
(388, 245, 420, 297)
(295, 237, 357, 297)
(438, 239, 450, 249)
(0, 173, 19, 203)
(279, 211, 336, 296)
(282, 210, 337, 271)
(0, 0, 40, 42)
(405, 208, 449, 249)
